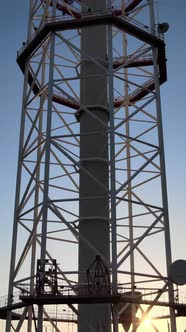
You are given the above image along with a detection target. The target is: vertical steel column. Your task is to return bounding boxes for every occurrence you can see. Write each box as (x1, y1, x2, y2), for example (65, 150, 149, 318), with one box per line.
(78, 1, 111, 331)
(37, 3, 56, 331)
(149, 1, 177, 331)
(6, 57, 30, 332)
(108, 19, 118, 332)
(37, 31, 55, 332)
(122, 0, 136, 329)
(6, 2, 33, 331)
(28, 52, 46, 332)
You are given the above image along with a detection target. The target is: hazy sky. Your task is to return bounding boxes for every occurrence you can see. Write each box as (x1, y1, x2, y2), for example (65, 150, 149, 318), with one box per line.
(0, 0, 186, 331)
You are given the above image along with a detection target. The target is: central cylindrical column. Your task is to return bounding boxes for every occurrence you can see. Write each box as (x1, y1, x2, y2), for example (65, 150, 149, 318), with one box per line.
(78, 1, 111, 331)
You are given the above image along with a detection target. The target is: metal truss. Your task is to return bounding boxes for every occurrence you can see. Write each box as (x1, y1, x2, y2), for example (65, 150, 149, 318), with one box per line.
(5, 0, 177, 331)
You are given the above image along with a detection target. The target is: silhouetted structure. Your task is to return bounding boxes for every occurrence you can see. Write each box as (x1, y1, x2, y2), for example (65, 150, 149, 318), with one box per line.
(5, 1, 178, 331)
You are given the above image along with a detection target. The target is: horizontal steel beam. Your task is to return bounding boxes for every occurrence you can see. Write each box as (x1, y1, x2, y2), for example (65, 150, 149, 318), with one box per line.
(17, 13, 166, 84)
(18, 294, 186, 311)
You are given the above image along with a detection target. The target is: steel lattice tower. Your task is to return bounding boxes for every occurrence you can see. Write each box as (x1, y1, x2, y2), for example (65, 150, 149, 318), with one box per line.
(5, 0, 177, 331)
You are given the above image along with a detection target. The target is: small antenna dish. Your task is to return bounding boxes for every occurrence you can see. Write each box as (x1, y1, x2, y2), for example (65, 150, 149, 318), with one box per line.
(158, 22, 169, 34)
(169, 260, 186, 285)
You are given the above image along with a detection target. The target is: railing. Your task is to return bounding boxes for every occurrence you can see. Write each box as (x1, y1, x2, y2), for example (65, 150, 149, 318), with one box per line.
(0, 283, 178, 299)
(114, 78, 155, 105)
(11, 305, 77, 322)
(0, 292, 22, 308)
(17, 5, 161, 59)
(1, 288, 186, 310)
(113, 54, 152, 62)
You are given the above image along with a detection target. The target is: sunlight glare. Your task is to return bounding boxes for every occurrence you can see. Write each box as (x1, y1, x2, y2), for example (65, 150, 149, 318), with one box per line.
(144, 319, 151, 327)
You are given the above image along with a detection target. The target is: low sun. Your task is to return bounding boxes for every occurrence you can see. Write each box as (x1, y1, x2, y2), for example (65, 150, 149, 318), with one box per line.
(144, 319, 152, 327)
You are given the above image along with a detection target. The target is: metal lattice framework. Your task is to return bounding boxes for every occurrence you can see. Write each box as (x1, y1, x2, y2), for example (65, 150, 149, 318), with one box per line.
(5, 0, 178, 331)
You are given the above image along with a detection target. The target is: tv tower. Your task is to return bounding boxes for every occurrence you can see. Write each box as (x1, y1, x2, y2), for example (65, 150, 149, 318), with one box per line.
(4, 0, 178, 331)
